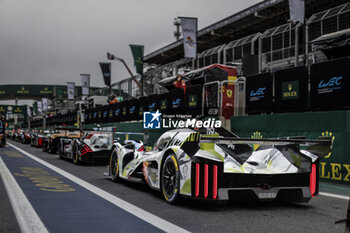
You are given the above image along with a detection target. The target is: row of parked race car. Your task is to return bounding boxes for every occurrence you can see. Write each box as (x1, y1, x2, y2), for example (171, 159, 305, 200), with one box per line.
(4, 127, 334, 204)
(7, 128, 114, 164)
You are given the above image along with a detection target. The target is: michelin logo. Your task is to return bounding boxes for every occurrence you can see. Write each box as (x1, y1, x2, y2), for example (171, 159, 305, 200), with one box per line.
(143, 110, 161, 129)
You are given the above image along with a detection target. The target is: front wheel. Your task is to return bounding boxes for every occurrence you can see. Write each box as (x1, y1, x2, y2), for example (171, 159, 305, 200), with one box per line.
(161, 153, 180, 204)
(109, 149, 120, 182)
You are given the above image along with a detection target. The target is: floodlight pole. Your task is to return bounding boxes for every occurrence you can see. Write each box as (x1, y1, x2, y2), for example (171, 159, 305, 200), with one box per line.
(107, 53, 143, 96)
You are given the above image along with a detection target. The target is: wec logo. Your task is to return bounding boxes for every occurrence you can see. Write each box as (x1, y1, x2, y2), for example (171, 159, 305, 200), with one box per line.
(172, 99, 181, 105)
(318, 76, 342, 89)
(250, 88, 266, 97)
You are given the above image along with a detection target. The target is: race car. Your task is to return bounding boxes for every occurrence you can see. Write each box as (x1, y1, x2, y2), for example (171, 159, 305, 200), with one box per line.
(21, 131, 32, 144)
(107, 128, 332, 204)
(59, 131, 113, 165)
(42, 129, 73, 154)
(31, 130, 50, 148)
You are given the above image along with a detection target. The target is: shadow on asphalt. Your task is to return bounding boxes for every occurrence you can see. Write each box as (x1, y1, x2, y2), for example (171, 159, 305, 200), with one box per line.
(103, 176, 313, 212)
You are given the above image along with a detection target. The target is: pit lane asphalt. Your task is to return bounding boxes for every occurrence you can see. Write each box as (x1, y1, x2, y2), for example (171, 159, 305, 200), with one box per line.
(2, 140, 349, 233)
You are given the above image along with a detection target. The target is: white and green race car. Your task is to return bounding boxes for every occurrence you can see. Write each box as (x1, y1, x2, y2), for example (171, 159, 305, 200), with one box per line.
(107, 128, 332, 204)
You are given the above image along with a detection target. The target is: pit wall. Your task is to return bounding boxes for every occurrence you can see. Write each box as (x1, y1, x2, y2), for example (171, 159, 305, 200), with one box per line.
(231, 110, 350, 185)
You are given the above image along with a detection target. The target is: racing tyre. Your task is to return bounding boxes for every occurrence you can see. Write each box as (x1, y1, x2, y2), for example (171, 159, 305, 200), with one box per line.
(109, 149, 120, 182)
(72, 143, 81, 165)
(0, 137, 5, 147)
(161, 153, 180, 204)
(58, 145, 63, 158)
(42, 142, 46, 152)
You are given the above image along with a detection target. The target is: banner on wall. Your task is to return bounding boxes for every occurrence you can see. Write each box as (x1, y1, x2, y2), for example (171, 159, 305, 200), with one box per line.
(245, 72, 273, 114)
(274, 66, 308, 112)
(310, 57, 350, 110)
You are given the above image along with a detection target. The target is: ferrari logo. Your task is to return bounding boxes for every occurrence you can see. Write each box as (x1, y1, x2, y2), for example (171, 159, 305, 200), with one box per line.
(227, 89, 233, 98)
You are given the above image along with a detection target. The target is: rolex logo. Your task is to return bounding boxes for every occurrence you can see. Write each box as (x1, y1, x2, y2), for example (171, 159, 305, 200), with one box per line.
(288, 84, 292, 91)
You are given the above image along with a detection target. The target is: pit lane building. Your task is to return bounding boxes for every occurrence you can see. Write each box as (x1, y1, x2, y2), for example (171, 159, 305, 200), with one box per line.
(114, 0, 350, 97)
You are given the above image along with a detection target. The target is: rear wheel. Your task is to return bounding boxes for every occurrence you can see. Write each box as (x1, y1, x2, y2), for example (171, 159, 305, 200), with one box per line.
(42, 142, 46, 152)
(0, 137, 5, 147)
(109, 149, 120, 182)
(161, 153, 180, 204)
(72, 143, 81, 165)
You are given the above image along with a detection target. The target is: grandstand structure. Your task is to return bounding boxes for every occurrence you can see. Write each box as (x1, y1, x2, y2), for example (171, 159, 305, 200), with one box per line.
(115, 0, 350, 97)
(24, 0, 350, 128)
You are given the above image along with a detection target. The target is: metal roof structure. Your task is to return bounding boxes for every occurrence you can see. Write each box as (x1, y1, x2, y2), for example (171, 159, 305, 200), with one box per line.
(144, 0, 349, 65)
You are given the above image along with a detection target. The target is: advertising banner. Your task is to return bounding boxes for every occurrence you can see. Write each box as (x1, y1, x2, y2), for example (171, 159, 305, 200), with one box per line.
(274, 66, 308, 112)
(180, 17, 197, 58)
(80, 74, 90, 96)
(245, 72, 273, 114)
(99, 63, 111, 87)
(66, 82, 75, 100)
(129, 45, 144, 75)
(289, 0, 305, 23)
(310, 57, 350, 110)
(37, 101, 43, 113)
(27, 105, 31, 117)
(42, 98, 48, 112)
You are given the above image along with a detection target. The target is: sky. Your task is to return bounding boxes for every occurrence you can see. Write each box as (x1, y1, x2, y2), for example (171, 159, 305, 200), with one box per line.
(0, 0, 262, 103)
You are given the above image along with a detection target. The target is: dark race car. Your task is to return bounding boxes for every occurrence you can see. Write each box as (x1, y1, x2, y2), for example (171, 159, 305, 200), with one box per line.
(43, 128, 80, 154)
(21, 131, 32, 144)
(59, 131, 113, 165)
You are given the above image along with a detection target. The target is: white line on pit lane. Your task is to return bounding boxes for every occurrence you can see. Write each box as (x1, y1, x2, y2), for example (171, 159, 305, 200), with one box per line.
(8, 142, 190, 233)
(0, 157, 49, 233)
(319, 192, 349, 200)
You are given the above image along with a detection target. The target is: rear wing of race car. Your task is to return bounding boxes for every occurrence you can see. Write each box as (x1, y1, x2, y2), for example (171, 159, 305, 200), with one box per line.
(180, 132, 333, 160)
(200, 136, 333, 159)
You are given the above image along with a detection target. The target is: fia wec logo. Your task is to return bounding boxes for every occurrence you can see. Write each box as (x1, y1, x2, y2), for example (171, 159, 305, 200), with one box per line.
(250, 87, 266, 97)
(318, 76, 342, 89)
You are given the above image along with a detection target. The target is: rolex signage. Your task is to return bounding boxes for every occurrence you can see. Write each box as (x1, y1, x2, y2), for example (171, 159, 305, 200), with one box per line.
(188, 95, 197, 108)
(17, 86, 29, 94)
(282, 80, 299, 100)
(274, 66, 308, 112)
(40, 86, 52, 95)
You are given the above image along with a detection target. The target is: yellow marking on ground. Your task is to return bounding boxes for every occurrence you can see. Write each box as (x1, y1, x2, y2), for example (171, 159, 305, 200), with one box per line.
(4, 151, 23, 158)
(14, 167, 75, 192)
